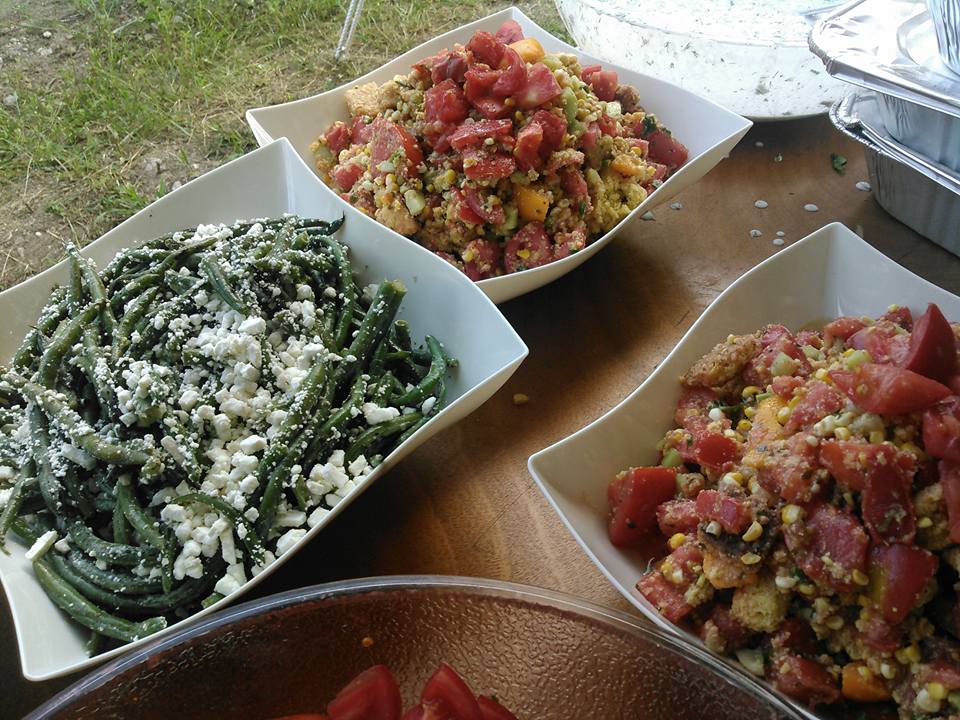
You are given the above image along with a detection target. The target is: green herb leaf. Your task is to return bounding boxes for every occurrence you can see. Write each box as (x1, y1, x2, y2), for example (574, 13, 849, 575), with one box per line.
(831, 152, 847, 175)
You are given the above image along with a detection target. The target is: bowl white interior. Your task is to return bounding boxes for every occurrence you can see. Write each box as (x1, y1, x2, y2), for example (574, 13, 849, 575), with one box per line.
(528, 221, 960, 720)
(0, 138, 527, 681)
(245, 6, 752, 303)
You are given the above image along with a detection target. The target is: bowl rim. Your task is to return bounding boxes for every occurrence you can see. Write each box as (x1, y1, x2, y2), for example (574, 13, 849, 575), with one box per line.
(27, 574, 806, 720)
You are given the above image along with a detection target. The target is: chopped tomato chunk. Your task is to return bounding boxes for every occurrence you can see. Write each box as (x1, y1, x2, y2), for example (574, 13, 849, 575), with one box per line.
(424, 79, 469, 126)
(494, 19, 524, 44)
(646, 129, 688, 172)
(695, 489, 753, 534)
(903, 303, 957, 381)
(830, 363, 951, 415)
(771, 654, 841, 707)
(783, 381, 845, 434)
(925, 397, 960, 464)
(869, 543, 937, 624)
(514, 62, 562, 109)
(607, 466, 677, 547)
(327, 665, 402, 720)
(940, 460, 960, 543)
(421, 664, 482, 720)
(848, 321, 910, 366)
(369, 119, 423, 179)
(783, 502, 869, 593)
(581, 65, 618, 101)
(656, 499, 700, 536)
(823, 316, 867, 346)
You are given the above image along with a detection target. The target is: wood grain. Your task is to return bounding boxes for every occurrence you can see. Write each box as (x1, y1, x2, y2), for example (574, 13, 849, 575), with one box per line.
(5, 115, 960, 716)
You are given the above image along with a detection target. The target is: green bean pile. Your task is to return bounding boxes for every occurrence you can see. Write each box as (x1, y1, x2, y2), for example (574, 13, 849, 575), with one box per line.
(0, 215, 455, 652)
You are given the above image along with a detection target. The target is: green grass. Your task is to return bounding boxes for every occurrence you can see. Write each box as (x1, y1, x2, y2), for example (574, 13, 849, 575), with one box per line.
(0, 0, 568, 271)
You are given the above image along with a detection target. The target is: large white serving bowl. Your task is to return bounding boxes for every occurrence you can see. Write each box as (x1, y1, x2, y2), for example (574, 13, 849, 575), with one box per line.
(245, 7, 751, 304)
(528, 221, 960, 720)
(0, 138, 527, 681)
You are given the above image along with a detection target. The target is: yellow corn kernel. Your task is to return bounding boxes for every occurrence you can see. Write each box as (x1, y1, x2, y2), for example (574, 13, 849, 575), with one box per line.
(748, 477, 761, 494)
(852, 569, 870, 586)
(722, 471, 744, 486)
(869, 430, 885, 444)
(799, 583, 816, 595)
(834, 426, 852, 441)
(842, 348, 856, 358)
(742, 521, 763, 542)
(900, 442, 927, 461)
(880, 663, 896, 680)
(744, 406, 757, 419)
(610, 153, 646, 177)
(515, 185, 550, 222)
(815, 368, 829, 381)
(781, 504, 803, 524)
(788, 394, 803, 409)
(928, 682, 947, 701)
(742, 386, 762, 398)
(737, 419, 753, 433)
(668, 533, 687, 550)
(741, 552, 762, 565)
(509, 37, 545, 63)
(776, 406, 792, 424)
(857, 665, 873, 680)
(826, 616, 844, 630)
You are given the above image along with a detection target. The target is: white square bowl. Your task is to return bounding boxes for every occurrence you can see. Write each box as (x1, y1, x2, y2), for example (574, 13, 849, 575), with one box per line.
(245, 6, 752, 304)
(528, 221, 960, 720)
(0, 138, 528, 681)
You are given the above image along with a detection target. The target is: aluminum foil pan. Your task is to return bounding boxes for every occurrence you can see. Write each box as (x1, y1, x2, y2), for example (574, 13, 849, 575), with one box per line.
(830, 93, 960, 258)
(874, 92, 960, 173)
(928, 0, 960, 74)
(832, 89, 960, 195)
(810, 0, 960, 118)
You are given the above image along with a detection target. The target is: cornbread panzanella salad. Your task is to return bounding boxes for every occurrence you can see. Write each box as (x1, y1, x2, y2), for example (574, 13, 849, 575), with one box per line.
(607, 303, 960, 718)
(0, 216, 455, 651)
(267, 663, 517, 720)
(311, 20, 688, 280)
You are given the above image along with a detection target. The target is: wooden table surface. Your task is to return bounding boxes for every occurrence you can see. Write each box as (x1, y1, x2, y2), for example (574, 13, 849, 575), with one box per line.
(5, 115, 960, 717)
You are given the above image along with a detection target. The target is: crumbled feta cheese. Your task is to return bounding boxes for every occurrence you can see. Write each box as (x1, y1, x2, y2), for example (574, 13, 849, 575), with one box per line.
(275, 527, 307, 556)
(238, 434, 267, 454)
(25, 530, 58, 561)
(421, 396, 436, 414)
(362, 402, 400, 425)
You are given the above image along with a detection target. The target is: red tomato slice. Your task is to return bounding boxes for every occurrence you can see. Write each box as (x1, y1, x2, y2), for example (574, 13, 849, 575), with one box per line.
(823, 316, 866, 346)
(702, 605, 752, 651)
(466, 31, 504, 68)
(461, 239, 503, 281)
(327, 665, 402, 720)
(656, 499, 700, 536)
(494, 20, 524, 44)
(695, 489, 753, 534)
(463, 188, 505, 225)
(923, 397, 960, 463)
(903, 303, 957, 381)
(770, 618, 820, 657)
(771, 655, 841, 707)
(449, 119, 513, 151)
(783, 502, 869, 593)
(883, 305, 914, 330)
(491, 46, 526, 97)
(514, 62, 562, 109)
(830, 363, 951, 415)
(940, 460, 960, 543)
(646, 129, 688, 172)
(771, 375, 804, 399)
(869, 543, 937, 624)
(848, 321, 910, 366)
(860, 455, 916, 544)
(477, 697, 517, 720)
(351, 115, 374, 144)
(861, 611, 902, 653)
(331, 163, 364, 192)
(369, 119, 423, 179)
(783, 381, 846, 434)
(323, 121, 353, 156)
(607, 466, 677, 547)
(693, 432, 739, 471)
(424, 79, 469, 125)
(636, 571, 692, 624)
(818, 440, 910, 492)
(674, 386, 719, 426)
(462, 148, 516, 182)
(503, 221, 554, 273)
(421, 664, 482, 720)
(582, 66, 618, 101)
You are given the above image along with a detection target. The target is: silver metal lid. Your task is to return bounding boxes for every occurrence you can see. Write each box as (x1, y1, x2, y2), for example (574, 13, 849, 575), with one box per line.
(810, 0, 960, 119)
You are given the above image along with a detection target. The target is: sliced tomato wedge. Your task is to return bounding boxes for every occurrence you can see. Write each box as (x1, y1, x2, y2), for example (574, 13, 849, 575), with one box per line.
(848, 321, 910, 366)
(491, 46, 526, 97)
(883, 305, 914, 330)
(636, 544, 702, 624)
(823, 316, 866, 346)
(369, 119, 423, 179)
(783, 381, 846, 434)
(830, 363, 951, 415)
(503, 221, 554, 273)
(646, 129, 688, 172)
(903, 303, 957, 381)
(924, 397, 960, 464)
(608, 466, 677, 547)
(514, 62, 562, 109)
(421, 664, 482, 720)
(424, 79, 469, 126)
(581, 65, 618, 101)
(327, 665, 402, 720)
(869, 543, 937, 624)
(477, 697, 517, 720)
(466, 31, 504, 68)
